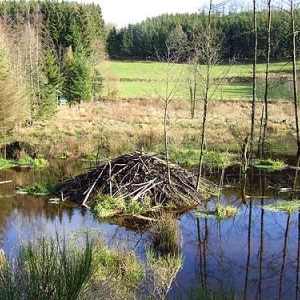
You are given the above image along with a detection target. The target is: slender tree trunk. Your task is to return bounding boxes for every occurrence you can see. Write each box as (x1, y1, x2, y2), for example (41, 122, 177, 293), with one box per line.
(164, 98, 171, 184)
(261, 0, 272, 157)
(291, 0, 300, 156)
(196, 0, 212, 191)
(250, 0, 257, 155)
(197, 71, 210, 190)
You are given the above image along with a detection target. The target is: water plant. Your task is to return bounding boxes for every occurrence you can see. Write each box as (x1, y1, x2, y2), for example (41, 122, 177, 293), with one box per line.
(251, 158, 287, 171)
(146, 249, 183, 300)
(16, 183, 55, 196)
(264, 200, 300, 214)
(149, 213, 181, 255)
(91, 246, 144, 299)
(214, 203, 238, 220)
(0, 235, 94, 300)
(195, 203, 238, 220)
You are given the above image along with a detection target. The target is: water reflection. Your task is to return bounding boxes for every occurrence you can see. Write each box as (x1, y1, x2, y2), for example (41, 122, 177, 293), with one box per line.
(1, 163, 300, 299)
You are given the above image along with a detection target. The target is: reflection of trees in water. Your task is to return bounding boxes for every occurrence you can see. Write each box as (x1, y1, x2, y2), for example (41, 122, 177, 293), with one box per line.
(185, 170, 300, 300)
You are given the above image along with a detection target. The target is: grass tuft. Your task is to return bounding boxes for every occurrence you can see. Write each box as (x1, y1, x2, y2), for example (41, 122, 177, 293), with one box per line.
(0, 235, 94, 300)
(149, 213, 181, 255)
(264, 200, 300, 214)
(196, 203, 238, 220)
(146, 249, 183, 299)
(251, 158, 287, 171)
(16, 183, 55, 196)
(92, 194, 150, 218)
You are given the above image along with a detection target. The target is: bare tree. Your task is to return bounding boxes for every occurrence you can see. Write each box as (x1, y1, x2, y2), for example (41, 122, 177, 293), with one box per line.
(290, 0, 300, 156)
(258, 0, 272, 157)
(153, 27, 186, 184)
(250, 0, 258, 155)
(194, 0, 225, 190)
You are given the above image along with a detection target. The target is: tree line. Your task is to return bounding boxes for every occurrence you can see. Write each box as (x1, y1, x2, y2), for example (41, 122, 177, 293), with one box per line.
(106, 8, 298, 62)
(0, 0, 105, 129)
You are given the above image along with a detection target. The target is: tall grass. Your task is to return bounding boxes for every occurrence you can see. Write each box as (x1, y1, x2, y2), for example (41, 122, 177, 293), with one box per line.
(146, 250, 183, 300)
(149, 213, 181, 255)
(0, 235, 94, 300)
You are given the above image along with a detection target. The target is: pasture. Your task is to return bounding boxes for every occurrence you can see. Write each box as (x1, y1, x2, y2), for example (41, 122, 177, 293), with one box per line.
(99, 60, 294, 101)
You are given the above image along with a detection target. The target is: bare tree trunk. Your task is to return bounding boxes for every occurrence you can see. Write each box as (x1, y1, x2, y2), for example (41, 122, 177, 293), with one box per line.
(196, 0, 212, 190)
(290, 0, 300, 156)
(260, 0, 272, 158)
(250, 0, 257, 155)
(164, 77, 171, 184)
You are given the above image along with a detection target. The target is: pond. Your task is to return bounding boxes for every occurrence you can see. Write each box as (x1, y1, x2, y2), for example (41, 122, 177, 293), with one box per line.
(0, 160, 300, 300)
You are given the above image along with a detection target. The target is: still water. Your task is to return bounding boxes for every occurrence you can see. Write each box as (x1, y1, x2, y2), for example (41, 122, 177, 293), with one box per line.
(0, 162, 300, 300)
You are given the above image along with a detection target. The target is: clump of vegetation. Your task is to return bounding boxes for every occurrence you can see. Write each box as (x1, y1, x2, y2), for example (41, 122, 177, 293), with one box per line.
(196, 203, 238, 220)
(264, 200, 300, 214)
(214, 204, 238, 220)
(0, 233, 183, 300)
(17, 156, 48, 168)
(149, 213, 181, 255)
(251, 158, 287, 171)
(92, 194, 151, 218)
(146, 250, 183, 300)
(16, 183, 55, 196)
(203, 151, 235, 168)
(0, 235, 94, 300)
(0, 158, 16, 170)
(170, 147, 199, 167)
(91, 246, 144, 299)
(171, 148, 235, 169)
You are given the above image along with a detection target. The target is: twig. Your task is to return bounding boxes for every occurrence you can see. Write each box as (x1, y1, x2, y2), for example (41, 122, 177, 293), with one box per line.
(0, 180, 12, 185)
(81, 162, 109, 207)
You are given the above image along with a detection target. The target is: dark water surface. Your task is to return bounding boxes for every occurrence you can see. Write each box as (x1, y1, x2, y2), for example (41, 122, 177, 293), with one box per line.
(0, 161, 300, 300)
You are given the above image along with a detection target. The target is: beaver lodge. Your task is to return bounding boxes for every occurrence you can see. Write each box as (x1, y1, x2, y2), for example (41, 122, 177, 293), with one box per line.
(54, 152, 216, 217)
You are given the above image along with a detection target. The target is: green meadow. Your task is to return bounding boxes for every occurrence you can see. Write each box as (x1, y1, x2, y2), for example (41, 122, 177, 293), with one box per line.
(100, 60, 294, 101)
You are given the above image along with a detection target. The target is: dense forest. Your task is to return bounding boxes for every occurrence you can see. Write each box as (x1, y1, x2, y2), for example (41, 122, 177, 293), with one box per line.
(0, 0, 105, 129)
(106, 9, 298, 61)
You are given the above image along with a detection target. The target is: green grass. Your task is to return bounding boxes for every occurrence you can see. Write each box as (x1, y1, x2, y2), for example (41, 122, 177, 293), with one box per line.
(149, 213, 181, 255)
(196, 204, 238, 220)
(17, 156, 49, 168)
(171, 147, 236, 168)
(92, 194, 151, 218)
(100, 60, 294, 100)
(264, 200, 300, 214)
(0, 158, 16, 169)
(0, 235, 94, 300)
(16, 183, 55, 196)
(251, 158, 287, 171)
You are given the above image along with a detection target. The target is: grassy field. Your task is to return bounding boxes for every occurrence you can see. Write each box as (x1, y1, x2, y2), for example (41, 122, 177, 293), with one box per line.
(99, 60, 294, 101)
(3, 59, 296, 163)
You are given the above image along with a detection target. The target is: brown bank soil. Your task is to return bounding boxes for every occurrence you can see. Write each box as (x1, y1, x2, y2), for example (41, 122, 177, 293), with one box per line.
(9, 99, 297, 159)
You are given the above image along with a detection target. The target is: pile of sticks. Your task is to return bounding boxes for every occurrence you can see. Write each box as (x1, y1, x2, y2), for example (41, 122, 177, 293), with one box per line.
(54, 152, 213, 207)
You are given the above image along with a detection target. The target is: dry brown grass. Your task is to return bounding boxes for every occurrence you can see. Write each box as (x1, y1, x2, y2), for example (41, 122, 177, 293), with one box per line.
(10, 99, 297, 159)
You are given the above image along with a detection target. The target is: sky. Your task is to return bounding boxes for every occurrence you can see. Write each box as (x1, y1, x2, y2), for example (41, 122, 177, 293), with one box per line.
(95, 0, 205, 28)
